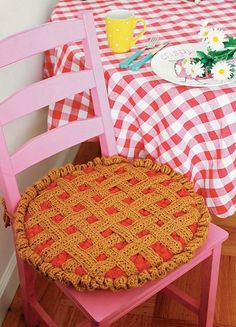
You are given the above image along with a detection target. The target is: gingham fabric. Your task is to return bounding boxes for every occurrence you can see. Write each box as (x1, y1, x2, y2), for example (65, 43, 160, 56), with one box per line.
(44, 0, 236, 218)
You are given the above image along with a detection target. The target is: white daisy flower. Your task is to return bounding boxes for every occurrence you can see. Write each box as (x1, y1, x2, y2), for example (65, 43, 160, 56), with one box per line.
(185, 61, 205, 78)
(207, 28, 226, 50)
(199, 26, 211, 41)
(182, 57, 192, 68)
(211, 61, 233, 81)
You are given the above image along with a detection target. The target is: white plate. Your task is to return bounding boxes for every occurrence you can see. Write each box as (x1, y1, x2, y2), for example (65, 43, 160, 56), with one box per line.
(151, 43, 236, 87)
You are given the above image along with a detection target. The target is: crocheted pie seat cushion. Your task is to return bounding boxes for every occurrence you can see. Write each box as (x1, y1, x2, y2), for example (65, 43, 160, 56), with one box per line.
(14, 156, 210, 291)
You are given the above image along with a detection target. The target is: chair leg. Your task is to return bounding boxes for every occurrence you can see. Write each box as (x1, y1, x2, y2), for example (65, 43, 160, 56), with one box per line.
(17, 256, 40, 327)
(198, 244, 222, 327)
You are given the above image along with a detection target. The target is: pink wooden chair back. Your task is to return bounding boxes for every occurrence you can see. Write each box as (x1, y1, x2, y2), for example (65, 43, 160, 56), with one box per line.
(0, 12, 117, 218)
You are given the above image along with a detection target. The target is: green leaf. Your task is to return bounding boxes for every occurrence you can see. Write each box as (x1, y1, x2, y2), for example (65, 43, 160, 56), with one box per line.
(224, 37, 236, 48)
(213, 49, 236, 61)
(208, 49, 229, 57)
(196, 51, 211, 60)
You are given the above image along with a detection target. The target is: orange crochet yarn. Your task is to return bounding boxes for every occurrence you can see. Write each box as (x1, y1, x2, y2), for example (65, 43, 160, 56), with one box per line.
(14, 156, 210, 291)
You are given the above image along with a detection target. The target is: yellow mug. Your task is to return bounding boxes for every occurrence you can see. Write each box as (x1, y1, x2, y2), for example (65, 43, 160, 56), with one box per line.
(105, 9, 146, 53)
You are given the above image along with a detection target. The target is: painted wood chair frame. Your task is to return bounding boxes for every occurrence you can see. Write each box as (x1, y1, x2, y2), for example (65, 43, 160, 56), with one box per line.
(0, 12, 228, 327)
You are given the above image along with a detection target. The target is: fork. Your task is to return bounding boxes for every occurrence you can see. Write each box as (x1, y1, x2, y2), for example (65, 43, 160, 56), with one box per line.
(119, 36, 159, 69)
(129, 41, 169, 71)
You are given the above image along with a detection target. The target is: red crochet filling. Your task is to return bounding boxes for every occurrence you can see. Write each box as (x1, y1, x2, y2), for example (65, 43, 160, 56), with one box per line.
(189, 222, 197, 234)
(161, 178, 177, 186)
(46, 181, 58, 190)
(146, 170, 162, 177)
(120, 218, 134, 226)
(178, 187, 190, 197)
(128, 177, 139, 185)
(78, 184, 91, 191)
(26, 224, 43, 238)
(72, 203, 85, 212)
(105, 206, 118, 214)
(109, 186, 120, 193)
(86, 215, 98, 223)
(142, 187, 155, 194)
(101, 228, 113, 237)
(51, 251, 71, 267)
(24, 212, 32, 222)
(96, 253, 108, 261)
(139, 209, 151, 216)
(40, 200, 52, 210)
(79, 239, 93, 249)
(63, 174, 76, 181)
(122, 196, 134, 204)
(75, 266, 87, 276)
(83, 167, 96, 174)
(58, 191, 70, 200)
(65, 225, 78, 234)
(114, 241, 128, 250)
(156, 220, 164, 226)
(115, 167, 126, 174)
(156, 198, 171, 208)
(51, 214, 65, 223)
(137, 230, 150, 238)
(92, 195, 103, 202)
(96, 176, 106, 183)
(105, 267, 126, 278)
(174, 210, 186, 218)
(35, 239, 54, 255)
(131, 254, 152, 272)
(151, 241, 173, 261)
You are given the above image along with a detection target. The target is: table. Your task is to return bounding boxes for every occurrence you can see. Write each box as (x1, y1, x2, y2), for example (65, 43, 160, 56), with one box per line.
(44, 0, 236, 218)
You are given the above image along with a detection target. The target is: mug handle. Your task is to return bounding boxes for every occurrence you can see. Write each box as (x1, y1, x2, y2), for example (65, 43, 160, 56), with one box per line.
(131, 18, 146, 46)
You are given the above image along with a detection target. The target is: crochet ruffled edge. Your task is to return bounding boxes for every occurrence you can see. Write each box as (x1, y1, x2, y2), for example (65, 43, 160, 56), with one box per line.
(13, 156, 211, 291)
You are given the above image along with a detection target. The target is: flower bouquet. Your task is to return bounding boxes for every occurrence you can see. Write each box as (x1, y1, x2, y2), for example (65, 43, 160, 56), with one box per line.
(180, 20, 236, 81)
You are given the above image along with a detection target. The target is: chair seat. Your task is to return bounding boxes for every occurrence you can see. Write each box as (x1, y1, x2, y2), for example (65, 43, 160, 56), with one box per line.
(57, 224, 228, 321)
(14, 156, 210, 291)
(58, 223, 228, 323)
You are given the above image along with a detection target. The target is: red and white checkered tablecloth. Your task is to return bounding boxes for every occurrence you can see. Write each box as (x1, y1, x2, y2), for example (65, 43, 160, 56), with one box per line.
(44, 0, 236, 218)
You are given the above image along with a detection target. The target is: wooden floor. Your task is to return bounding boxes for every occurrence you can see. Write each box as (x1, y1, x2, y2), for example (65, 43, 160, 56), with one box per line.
(2, 142, 236, 327)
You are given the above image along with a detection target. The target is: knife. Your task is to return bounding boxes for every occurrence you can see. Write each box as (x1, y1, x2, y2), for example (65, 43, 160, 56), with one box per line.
(129, 42, 169, 71)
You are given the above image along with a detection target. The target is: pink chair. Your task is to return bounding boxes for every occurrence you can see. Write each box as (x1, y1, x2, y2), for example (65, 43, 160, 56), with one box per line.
(0, 12, 228, 327)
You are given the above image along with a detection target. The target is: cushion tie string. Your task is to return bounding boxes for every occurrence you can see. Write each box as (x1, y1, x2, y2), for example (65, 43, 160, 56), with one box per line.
(1, 197, 12, 228)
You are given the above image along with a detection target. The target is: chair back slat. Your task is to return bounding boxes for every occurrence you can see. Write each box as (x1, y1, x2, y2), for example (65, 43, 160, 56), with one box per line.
(11, 118, 104, 174)
(0, 70, 95, 125)
(0, 20, 86, 68)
